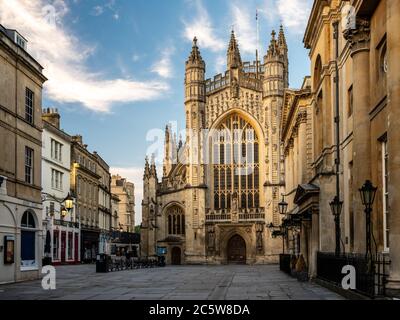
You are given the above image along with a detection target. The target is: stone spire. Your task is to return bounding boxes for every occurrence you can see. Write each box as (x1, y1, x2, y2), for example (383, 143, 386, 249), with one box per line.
(150, 154, 157, 178)
(186, 37, 205, 67)
(163, 125, 171, 177)
(143, 156, 150, 179)
(278, 24, 287, 50)
(266, 29, 278, 58)
(227, 30, 242, 69)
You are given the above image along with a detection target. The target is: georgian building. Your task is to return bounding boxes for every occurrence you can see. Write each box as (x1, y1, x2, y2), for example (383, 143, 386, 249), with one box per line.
(281, 0, 400, 297)
(41, 108, 80, 265)
(280, 77, 314, 271)
(70, 135, 100, 262)
(111, 193, 120, 231)
(141, 28, 288, 265)
(111, 175, 135, 233)
(94, 152, 111, 254)
(0, 25, 47, 283)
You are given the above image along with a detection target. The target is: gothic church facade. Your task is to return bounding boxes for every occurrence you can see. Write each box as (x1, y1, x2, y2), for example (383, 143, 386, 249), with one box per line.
(141, 28, 289, 264)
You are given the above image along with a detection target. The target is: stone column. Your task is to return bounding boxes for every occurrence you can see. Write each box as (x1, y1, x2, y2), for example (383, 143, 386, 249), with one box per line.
(386, 0, 400, 297)
(297, 112, 308, 183)
(343, 18, 371, 254)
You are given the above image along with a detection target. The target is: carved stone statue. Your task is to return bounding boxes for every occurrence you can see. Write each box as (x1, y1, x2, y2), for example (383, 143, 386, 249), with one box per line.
(231, 77, 239, 99)
(207, 226, 215, 250)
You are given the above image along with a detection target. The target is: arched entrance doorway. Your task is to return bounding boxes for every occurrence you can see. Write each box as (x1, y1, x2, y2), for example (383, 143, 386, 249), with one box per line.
(171, 247, 181, 265)
(227, 234, 246, 264)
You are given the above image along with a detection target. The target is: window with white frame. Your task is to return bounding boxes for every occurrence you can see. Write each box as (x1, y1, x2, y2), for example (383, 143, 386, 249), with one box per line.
(25, 146, 34, 184)
(382, 139, 390, 251)
(25, 88, 34, 124)
(51, 169, 63, 190)
(51, 139, 63, 162)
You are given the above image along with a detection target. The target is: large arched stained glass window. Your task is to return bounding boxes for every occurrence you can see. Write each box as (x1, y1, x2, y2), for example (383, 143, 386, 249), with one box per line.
(167, 206, 185, 235)
(212, 113, 260, 210)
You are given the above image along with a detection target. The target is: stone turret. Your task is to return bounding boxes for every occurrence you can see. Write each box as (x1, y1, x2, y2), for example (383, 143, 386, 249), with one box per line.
(163, 125, 172, 177)
(262, 26, 288, 227)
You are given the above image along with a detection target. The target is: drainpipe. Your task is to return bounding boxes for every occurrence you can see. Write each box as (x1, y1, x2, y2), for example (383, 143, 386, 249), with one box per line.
(333, 21, 342, 256)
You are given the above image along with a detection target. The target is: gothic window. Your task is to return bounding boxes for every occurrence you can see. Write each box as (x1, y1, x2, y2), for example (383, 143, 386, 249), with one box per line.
(167, 206, 185, 235)
(212, 113, 260, 210)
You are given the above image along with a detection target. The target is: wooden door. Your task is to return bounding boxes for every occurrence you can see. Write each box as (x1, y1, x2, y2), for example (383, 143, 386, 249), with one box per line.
(227, 235, 246, 264)
(171, 247, 181, 265)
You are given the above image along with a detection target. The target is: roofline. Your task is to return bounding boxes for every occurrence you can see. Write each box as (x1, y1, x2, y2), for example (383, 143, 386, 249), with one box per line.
(303, 0, 330, 49)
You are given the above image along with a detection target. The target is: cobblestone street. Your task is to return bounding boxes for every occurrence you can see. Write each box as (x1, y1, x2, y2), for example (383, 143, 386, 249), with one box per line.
(0, 264, 344, 300)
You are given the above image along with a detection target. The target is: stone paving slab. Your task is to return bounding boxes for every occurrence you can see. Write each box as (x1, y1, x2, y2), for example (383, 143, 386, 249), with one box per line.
(0, 264, 344, 300)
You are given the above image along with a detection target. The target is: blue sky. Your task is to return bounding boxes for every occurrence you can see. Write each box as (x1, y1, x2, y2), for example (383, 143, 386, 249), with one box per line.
(0, 0, 313, 224)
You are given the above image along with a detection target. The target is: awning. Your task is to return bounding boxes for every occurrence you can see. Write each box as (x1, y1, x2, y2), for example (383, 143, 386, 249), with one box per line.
(294, 183, 320, 205)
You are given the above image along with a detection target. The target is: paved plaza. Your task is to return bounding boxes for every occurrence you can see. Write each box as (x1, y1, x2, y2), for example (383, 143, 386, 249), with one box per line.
(0, 264, 344, 300)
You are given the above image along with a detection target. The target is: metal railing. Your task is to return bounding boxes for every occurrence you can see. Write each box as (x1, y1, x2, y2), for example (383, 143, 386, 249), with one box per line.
(316, 252, 390, 298)
(107, 257, 159, 272)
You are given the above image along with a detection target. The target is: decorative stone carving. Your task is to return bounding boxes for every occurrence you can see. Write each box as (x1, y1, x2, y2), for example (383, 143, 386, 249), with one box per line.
(256, 223, 264, 253)
(207, 225, 215, 251)
(343, 17, 370, 54)
(231, 193, 239, 223)
(231, 77, 240, 99)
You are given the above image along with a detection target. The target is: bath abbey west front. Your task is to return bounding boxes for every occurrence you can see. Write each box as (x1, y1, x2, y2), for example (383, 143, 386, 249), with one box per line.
(141, 28, 289, 264)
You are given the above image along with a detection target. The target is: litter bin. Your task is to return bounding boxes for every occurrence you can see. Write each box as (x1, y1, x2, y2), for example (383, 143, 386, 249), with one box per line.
(96, 254, 108, 273)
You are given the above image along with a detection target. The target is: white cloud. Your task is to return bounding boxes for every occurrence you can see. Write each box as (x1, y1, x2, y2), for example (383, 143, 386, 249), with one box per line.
(231, 3, 257, 55)
(91, 5, 104, 16)
(183, 0, 224, 52)
(0, 0, 168, 112)
(151, 46, 175, 79)
(132, 54, 141, 62)
(260, 0, 313, 33)
(110, 167, 144, 226)
(276, 0, 313, 31)
(214, 55, 225, 74)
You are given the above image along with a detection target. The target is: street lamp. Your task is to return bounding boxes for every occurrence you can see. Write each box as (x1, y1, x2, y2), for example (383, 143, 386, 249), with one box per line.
(359, 180, 377, 264)
(329, 196, 343, 256)
(278, 195, 288, 255)
(359, 180, 377, 209)
(60, 205, 68, 218)
(64, 193, 74, 212)
(278, 196, 288, 215)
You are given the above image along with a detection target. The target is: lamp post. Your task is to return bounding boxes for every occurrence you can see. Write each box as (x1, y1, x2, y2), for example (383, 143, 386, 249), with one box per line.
(359, 180, 377, 265)
(329, 196, 343, 256)
(278, 195, 288, 254)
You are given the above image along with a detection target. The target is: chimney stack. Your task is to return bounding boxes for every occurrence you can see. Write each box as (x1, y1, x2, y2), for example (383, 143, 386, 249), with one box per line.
(42, 107, 60, 129)
(72, 135, 83, 145)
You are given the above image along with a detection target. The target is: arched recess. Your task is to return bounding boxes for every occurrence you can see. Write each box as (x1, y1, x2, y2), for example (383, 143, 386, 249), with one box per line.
(227, 234, 246, 264)
(208, 109, 265, 212)
(219, 228, 252, 263)
(163, 203, 185, 236)
(20, 209, 39, 268)
(313, 54, 322, 91)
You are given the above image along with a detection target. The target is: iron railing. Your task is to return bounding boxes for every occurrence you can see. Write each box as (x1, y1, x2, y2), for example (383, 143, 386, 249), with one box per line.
(107, 257, 159, 272)
(317, 252, 390, 298)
